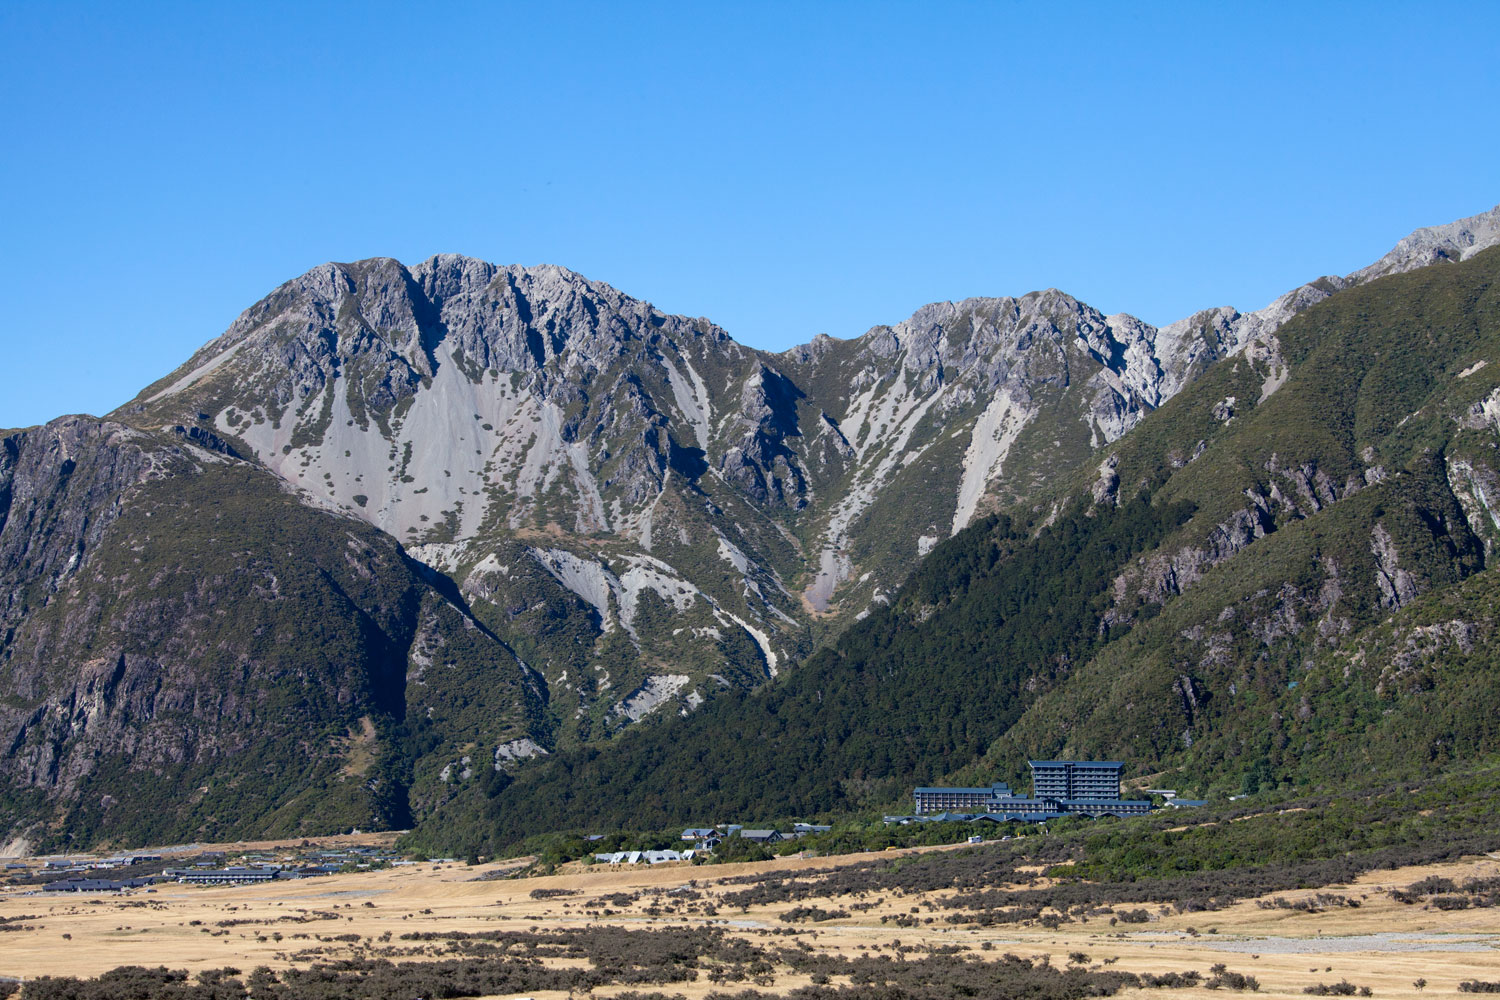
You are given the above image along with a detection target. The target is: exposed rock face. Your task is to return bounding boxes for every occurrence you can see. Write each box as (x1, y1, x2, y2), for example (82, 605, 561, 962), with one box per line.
(1370, 523, 1421, 609)
(1349, 204, 1500, 282)
(1446, 454, 1500, 558)
(0, 419, 164, 632)
(129, 264, 1343, 628)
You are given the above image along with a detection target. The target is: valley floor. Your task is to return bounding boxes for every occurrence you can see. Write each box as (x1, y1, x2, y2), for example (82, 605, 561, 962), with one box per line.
(2, 844, 1497, 998)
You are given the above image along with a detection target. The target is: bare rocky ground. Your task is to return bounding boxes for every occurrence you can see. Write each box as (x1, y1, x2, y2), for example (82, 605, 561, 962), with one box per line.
(2, 841, 1497, 999)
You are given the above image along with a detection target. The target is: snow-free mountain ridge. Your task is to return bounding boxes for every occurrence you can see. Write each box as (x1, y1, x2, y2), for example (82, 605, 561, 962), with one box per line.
(0, 203, 1496, 848)
(122, 205, 1500, 728)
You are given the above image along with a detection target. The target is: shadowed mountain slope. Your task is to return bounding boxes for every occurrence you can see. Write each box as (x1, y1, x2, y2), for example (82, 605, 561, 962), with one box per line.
(0, 420, 539, 850)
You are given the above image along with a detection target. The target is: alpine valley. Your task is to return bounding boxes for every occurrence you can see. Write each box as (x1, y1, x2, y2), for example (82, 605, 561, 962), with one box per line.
(3, 206, 1499, 854)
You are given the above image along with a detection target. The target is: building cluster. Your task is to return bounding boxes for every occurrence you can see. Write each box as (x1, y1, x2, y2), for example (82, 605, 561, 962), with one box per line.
(897, 760, 1179, 824)
(11, 767, 1204, 887)
(19, 843, 410, 893)
(593, 849, 696, 865)
(161, 865, 288, 884)
(592, 823, 833, 865)
(38, 853, 162, 873)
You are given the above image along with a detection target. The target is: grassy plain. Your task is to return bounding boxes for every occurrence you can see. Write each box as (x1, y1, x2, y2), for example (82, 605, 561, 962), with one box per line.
(2, 839, 1497, 999)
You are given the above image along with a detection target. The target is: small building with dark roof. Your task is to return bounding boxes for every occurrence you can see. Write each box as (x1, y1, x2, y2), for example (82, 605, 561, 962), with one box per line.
(738, 829, 782, 844)
(43, 877, 151, 892)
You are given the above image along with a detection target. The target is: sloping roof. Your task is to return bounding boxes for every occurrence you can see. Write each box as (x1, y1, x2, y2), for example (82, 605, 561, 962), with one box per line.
(914, 783, 1012, 795)
(44, 877, 150, 891)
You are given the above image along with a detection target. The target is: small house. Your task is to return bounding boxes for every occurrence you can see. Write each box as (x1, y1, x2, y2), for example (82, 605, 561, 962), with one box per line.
(739, 829, 782, 844)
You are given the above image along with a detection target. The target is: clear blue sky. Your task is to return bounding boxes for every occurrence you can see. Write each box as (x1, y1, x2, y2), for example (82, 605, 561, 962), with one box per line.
(2, 2, 1497, 429)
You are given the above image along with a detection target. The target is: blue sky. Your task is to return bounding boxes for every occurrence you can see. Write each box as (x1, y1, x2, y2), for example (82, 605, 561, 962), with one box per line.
(2, 2, 1497, 428)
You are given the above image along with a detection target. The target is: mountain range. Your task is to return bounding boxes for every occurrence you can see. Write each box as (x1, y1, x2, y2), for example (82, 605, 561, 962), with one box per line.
(2, 204, 1498, 853)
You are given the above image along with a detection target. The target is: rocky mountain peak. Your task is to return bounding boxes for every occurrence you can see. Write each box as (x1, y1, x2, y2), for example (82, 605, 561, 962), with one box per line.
(1349, 203, 1500, 282)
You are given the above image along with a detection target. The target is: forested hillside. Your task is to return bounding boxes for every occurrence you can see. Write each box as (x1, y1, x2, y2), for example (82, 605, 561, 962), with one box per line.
(5, 210, 1498, 853)
(417, 245, 1500, 856)
(0, 422, 541, 850)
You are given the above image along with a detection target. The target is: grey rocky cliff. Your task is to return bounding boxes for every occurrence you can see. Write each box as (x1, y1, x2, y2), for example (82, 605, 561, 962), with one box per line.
(1349, 204, 1500, 283)
(0, 419, 166, 632)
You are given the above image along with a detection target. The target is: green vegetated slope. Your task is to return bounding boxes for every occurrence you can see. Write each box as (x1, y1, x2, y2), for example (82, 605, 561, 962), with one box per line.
(415, 246, 1500, 855)
(0, 423, 541, 850)
(988, 244, 1500, 788)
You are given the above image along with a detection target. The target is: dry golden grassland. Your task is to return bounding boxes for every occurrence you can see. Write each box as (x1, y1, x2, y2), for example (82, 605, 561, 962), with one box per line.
(2, 842, 1497, 999)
